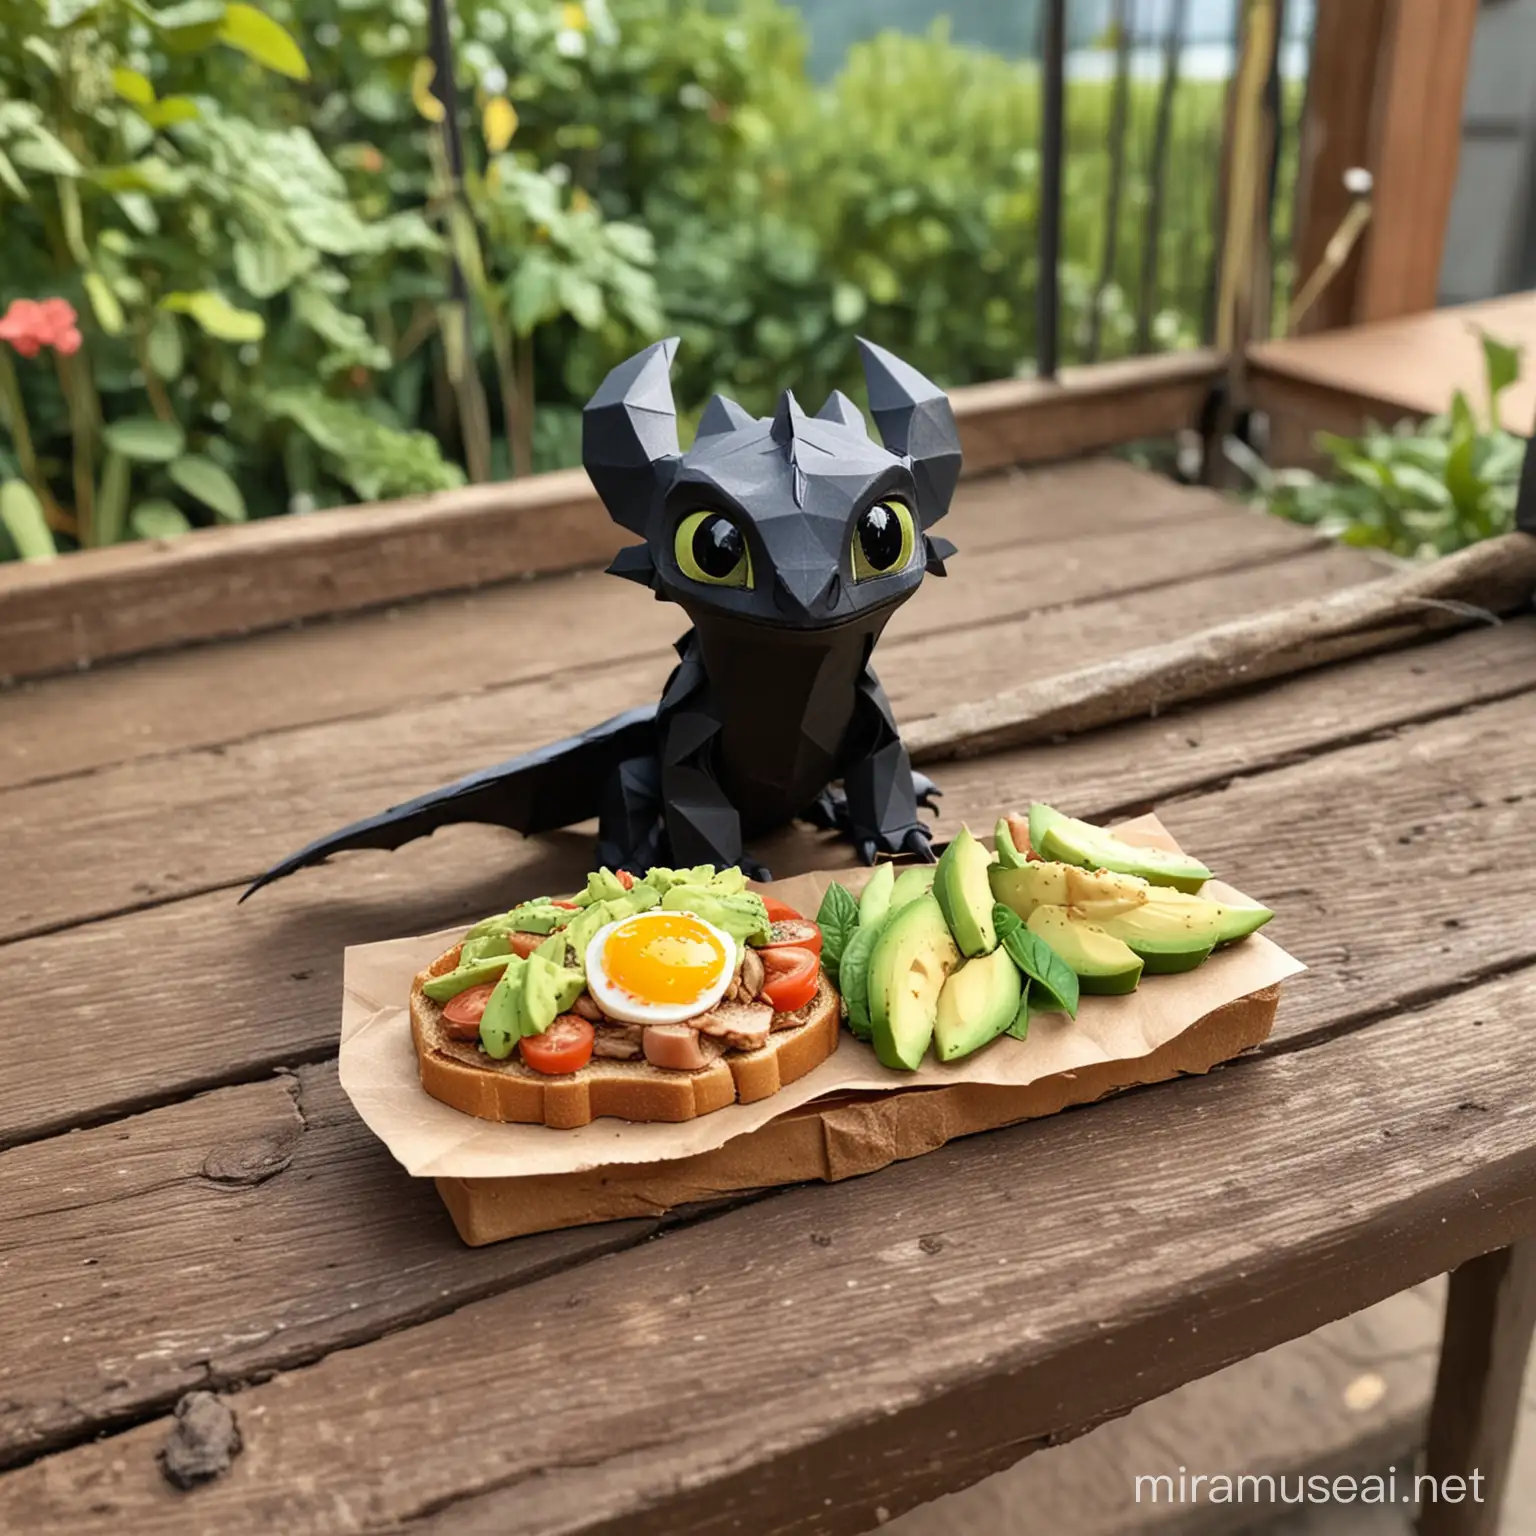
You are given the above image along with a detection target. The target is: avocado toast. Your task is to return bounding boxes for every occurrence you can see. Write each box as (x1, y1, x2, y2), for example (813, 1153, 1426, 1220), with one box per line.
(411, 864, 839, 1128)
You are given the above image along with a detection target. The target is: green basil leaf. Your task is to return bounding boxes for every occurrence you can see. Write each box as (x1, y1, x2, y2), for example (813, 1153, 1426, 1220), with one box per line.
(838, 919, 882, 1040)
(1004, 978, 1031, 1039)
(993, 903, 1079, 1019)
(815, 881, 860, 984)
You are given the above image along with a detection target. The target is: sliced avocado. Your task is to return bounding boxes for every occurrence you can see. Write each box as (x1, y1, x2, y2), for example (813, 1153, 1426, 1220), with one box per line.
(515, 952, 587, 1034)
(660, 885, 770, 946)
(1026, 906, 1143, 996)
(458, 931, 513, 965)
(478, 958, 527, 1058)
(993, 817, 1030, 869)
(989, 860, 1149, 922)
(859, 862, 896, 929)
(464, 900, 575, 941)
(1149, 888, 1274, 944)
(868, 895, 961, 1070)
(421, 952, 515, 1001)
(934, 824, 997, 957)
(888, 865, 937, 914)
(637, 864, 718, 895)
(1091, 892, 1223, 974)
(933, 946, 1023, 1063)
(1028, 803, 1212, 894)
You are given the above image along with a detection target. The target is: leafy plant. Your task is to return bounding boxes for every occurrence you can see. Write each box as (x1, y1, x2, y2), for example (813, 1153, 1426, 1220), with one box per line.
(1252, 331, 1526, 560)
(1, 0, 1270, 563)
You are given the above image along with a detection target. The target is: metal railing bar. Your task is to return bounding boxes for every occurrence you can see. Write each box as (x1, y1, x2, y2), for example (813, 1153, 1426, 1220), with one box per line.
(1135, 0, 1188, 353)
(1037, 0, 1066, 381)
(1086, 0, 1134, 363)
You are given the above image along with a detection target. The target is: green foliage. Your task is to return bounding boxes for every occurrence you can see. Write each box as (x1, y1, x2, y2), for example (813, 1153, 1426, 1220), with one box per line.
(1257, 331, 1527, 560)
(0, 0, 1258, 562)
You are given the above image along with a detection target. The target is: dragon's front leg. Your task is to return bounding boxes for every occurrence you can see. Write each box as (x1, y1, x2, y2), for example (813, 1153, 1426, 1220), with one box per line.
(835, 669, 937, 866)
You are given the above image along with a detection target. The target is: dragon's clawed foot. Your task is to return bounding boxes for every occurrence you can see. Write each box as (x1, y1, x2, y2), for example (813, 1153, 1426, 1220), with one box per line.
(912, 771, 942, 813)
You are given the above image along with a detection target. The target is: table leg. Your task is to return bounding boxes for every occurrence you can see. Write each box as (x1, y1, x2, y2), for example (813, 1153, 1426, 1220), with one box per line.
(1419, 1240, 1536, 1536)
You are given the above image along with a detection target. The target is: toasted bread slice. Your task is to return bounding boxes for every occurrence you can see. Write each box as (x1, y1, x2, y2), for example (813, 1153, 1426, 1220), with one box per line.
(409, 944, 841, 1128)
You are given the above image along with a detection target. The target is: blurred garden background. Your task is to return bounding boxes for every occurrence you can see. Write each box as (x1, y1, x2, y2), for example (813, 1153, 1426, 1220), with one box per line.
(0, 0, 1324, 559)
(4, 0, 1532, 567)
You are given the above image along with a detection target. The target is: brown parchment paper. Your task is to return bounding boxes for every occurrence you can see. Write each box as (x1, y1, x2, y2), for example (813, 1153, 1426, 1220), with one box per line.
(337, 816, 1304, 1178)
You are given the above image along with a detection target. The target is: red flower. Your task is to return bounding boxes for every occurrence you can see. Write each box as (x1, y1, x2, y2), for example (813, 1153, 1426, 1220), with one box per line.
(0, 297, 83, 358)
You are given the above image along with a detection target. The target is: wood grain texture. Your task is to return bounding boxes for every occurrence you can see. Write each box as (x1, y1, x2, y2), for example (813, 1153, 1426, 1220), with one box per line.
(0, 462, 1282, 793)
(888, 1282, 1443, 1536)
(1249, 292, 1536, 435)
(0, 686, 1530, 1459)
(1287, 0, 1390, 334)
(0, 355, 1222, 683)
(0, 545, 1376, 942)
(1419, 1241, 1536, 1536)
(2, 624, 1529, 1149)
(0, 1065, 658, 1467)
(1355, 0, 1479, 324)
(4, 962, 1536, 1535)
(906, 531, 1536, 762)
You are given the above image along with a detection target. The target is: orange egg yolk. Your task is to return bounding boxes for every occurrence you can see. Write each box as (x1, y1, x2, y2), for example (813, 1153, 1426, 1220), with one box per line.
(601, 913, 728, 1004)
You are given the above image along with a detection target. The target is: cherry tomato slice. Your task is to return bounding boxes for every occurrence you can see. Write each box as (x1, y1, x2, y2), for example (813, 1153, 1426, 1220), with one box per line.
(758, 945, 819, 1014)
(508, 930, 547, 959)
(615, 869, 635, 890)
(442, 983, 496, 1040)
(766, 917, 822, 957)
(761, 897, 805, 924)
(519, 1014, 596, 1075)
(550, 900, 579, 910)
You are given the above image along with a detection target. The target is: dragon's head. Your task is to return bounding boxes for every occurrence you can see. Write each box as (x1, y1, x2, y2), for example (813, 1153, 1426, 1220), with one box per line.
(583, 338, 961, 630)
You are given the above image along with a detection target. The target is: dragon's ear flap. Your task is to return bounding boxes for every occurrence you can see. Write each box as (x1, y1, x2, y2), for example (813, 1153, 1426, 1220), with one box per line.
(856, 338, 963, 527)
(583, 338, 682, 533)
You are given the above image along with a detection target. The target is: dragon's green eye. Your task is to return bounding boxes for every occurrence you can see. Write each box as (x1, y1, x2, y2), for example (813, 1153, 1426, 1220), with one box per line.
(675, 510, 753, 589)
(851, 499, 915, 581)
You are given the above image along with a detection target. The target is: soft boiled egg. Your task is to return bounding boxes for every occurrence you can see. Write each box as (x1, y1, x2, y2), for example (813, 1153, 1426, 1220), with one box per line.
(584, 910, 737, 1025)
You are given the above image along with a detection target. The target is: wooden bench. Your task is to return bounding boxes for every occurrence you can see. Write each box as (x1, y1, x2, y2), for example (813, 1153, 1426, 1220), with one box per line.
(2, 457, 1534, 1534)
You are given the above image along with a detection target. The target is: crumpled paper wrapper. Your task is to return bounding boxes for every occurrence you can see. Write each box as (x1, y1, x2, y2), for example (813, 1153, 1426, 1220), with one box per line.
(338, 816, 1304, 1179)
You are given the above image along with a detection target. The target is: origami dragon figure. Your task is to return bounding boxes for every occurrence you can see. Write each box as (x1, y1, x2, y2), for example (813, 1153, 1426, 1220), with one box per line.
(245, 337, 961, 898)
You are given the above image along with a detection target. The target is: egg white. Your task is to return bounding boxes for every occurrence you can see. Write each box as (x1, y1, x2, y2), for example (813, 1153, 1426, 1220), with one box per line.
(584, 912, 738, 1026)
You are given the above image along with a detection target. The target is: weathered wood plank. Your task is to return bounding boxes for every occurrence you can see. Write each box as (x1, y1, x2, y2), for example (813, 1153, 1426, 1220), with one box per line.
(1287, 0, 1390, 335)
(0, 544, 1375, 942)
(1419, 1241, 1536, 1536)
(0, 462, 1313, 792)
(907, 531, 1536, 763)
(887, 1282, 1443, 1536)
(1354, 0, 1479, 324)
(0, 1066, 658, 1468)
(2, 625, 1529, 1148)
(3, 962, 1534, 1535)
(0, 355, 1222, 684)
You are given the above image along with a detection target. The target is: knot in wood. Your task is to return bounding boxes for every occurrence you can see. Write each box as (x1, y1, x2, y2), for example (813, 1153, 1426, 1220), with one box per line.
(201, 1135, 293, 1187)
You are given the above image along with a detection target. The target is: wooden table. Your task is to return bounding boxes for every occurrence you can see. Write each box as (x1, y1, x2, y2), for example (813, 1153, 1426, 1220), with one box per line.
(1250, 291, 1536, 443)
(2, 459, 1534, 1535)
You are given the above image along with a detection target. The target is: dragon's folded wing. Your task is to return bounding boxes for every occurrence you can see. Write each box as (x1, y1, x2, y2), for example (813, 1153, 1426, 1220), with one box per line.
(241, 704, 658, 900)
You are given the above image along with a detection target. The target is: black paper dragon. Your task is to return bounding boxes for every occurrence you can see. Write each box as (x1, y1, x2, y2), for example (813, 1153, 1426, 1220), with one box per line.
(244, 337, 961, 898)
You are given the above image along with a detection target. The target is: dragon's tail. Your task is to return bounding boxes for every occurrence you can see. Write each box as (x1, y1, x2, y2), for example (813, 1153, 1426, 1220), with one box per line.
(241, 704, 659, 900)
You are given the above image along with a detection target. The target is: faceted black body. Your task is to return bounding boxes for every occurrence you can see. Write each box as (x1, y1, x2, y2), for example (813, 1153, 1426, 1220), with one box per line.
(244, 338, 962, 897)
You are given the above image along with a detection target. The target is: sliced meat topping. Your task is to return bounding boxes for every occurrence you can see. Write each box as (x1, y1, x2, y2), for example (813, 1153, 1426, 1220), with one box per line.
(740, 946, 765, 1001)
(570, 992, 604, 1022)
(591, 1022, 645, 1060)
(695, 1000, 773, 1052)
(642, 1024, 724, 1072)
